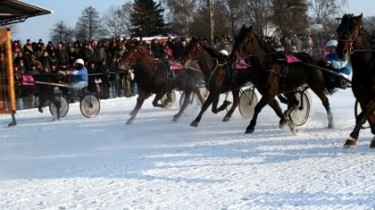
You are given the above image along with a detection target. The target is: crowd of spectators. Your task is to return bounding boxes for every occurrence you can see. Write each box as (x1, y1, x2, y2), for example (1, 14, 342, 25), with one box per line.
(1, 31, 337, 110)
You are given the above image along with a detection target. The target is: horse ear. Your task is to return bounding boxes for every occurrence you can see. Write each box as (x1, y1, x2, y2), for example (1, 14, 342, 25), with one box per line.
(358, 13, 363, 18)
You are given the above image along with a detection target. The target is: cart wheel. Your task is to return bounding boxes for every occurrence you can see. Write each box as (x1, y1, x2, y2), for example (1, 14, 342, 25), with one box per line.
(289, 91, 311, 126)
(239, 88, 258, 119)
(161, 91, 176, 109)
(80, 94, 100, 118)
(354, 100, 370, 129)
(180, 92, 202, 116)
(49, 94, 69, 119)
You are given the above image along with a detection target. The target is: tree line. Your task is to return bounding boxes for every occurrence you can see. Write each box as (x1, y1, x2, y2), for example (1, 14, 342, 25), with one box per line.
(48, 0, 375, 44)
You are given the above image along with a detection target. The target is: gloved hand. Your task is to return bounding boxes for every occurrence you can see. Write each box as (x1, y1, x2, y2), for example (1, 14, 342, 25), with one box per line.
(57, 70, 66, 75)
(326, 60, 332, 66)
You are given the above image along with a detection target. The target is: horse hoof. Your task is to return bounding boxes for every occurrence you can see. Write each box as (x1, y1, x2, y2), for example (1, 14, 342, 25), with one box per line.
(222, 116, 230, 122)
(8, 122, 16, 127)
(245, 128, 254, 133)
(279, 121, 286, 129)
(328, 123, 334, 129)
(344, 137, 357, 148)
(369, 140, 375, 149)
(190, 121, 198, 127)
(126, 120, 133, 125)
(290, 127, 298, 135)
(172, 117, 179, 122)
(223, 100, 232, 107)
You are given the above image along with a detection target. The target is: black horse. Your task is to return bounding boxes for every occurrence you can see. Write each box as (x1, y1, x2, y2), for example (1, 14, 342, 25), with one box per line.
(2, 72, 62, 126)
(336, 14, 375, 148)
(230, 25, 336, 134)
(183, 38, 288, 128)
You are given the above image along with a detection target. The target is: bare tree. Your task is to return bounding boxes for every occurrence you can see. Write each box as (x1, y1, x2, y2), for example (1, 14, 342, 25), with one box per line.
(50, 21, 74, 44)
(102, 4, 132, 38)
(102, 6, 124, 38)
(218, 0, 247, 36)
(75, 6, 106, 41)
(163, 0, 198, 36)
(364, 16, 375, 32)
(272, 0, 309, 35)
(242, 0, 273, 36)
(308, 0, 347, 25)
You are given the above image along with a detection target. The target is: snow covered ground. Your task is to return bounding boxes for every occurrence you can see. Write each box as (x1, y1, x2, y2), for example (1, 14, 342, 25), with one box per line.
(1, 88, 375, 210)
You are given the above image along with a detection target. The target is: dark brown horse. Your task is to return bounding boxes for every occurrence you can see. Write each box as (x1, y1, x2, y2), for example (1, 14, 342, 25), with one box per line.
(183, 39, 287, 128)
(230, 25, 336, 134)
(119, 42, 203, 124)
(336, 14, 375, 148)
(1, 73, 62, 126)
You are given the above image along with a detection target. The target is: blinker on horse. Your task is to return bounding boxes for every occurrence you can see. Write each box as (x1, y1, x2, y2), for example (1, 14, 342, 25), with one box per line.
(230, 25, 336, 134)
(336, 13, 375, 148)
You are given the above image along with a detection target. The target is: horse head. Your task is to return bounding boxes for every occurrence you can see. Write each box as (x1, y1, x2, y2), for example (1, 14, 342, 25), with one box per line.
(182, 38, 206, 69)
(336, 13, 363, 60)
(183, 38, 205, 61)
(119, 42, 150, 68)
(230, 25, 258, 61)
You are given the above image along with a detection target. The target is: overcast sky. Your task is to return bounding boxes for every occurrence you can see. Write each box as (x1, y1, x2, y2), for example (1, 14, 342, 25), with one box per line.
(10, 0, 375, 43)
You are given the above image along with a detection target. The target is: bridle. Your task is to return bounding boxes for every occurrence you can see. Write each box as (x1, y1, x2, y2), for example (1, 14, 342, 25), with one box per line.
(337, 17, 363, 55)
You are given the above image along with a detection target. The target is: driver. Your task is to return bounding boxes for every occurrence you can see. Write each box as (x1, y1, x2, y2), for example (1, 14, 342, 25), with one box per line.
(60, 58, 88, 89)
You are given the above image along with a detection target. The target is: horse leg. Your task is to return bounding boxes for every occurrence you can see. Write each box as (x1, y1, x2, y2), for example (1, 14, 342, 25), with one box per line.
(368, 112, 375, 148)
(266, 97, 289, 129)
(8, 113, 17, 127)
(346, 99, 375, 148)
(245, 96, 269, 133)
(309, 87, 333, 128)
(210, 95, 221, 113)
(223, 89, 240, 122)
(173, 91, 192, 122)
(50, 94, 61, 120)
(191, 92, 217, 127)
(127, 92, 148, 125)
(152, 92, 168, 108)
(279, 93, 299, 134)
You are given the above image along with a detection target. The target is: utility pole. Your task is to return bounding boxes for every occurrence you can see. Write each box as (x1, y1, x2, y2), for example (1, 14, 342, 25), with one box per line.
(207, 0, 214, 42)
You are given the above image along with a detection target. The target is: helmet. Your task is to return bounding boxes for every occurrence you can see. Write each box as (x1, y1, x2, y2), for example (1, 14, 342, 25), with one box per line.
(75, 58, 84, 65)
(219, 49, 229, 56)
(325, 40, 338, 48)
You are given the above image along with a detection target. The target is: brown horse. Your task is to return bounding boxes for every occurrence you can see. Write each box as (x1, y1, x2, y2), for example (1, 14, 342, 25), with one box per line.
(230, 25, 336, 134)
(119, 42, 203, 124)
(183, 39, 287, 128)
(336, 14, 375, 148)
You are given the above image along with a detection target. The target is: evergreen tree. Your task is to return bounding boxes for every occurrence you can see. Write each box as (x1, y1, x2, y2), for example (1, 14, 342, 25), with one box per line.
(130, 0, 168, 37)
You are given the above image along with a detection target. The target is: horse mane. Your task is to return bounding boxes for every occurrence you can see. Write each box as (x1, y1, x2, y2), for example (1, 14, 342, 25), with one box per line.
(202, 44, 229, 61)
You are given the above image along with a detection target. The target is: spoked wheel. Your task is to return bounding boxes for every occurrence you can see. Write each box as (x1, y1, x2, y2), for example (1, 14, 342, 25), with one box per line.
(80, 94, 100, 118)
(354, 100, 370, 129)
(161, 91, 176, 109)
(289, 90, 311, 126)
(180, 92, 202, 116)
(49, 94, 69, 119)
(239, 88, 258, 119)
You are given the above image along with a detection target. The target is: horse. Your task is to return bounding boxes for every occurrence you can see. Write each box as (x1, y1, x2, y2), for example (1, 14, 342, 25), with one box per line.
(230, 25, 336, 134)
(336, 14, 375, 148)
(118, 41, 203, 124)
(1, 72, 62, 126)
(182, 39, 288, 127)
